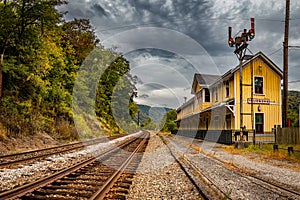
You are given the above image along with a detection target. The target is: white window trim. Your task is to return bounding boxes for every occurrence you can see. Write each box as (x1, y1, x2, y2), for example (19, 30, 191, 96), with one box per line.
(254, 76, 265, 95)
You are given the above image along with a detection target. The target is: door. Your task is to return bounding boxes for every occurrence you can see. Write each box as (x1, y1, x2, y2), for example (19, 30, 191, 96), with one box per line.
(255, 113, 264, 134)
(226, 114, 231, 130)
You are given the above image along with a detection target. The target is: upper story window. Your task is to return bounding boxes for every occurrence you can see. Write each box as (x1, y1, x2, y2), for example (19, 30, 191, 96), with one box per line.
(225, 80, 230, 97)
(254, 76, 264, 94)
(204, 88, 210, 102)
(215, 86, 218, 102)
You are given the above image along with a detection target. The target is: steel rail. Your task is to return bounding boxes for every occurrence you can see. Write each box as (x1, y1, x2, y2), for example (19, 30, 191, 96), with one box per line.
(0, 140, 85, 158)
(0, 133, 144, 200)
(196, 145, 300, 197)
(0, 135, 124, 159)
(0, 137, 120, 168)
(90, 131, 149, 200)
(159, 135, 217, 200)
(168, 135, 300, 198)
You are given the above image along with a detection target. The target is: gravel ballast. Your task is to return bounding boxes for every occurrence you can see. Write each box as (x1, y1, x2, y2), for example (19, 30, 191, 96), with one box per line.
(126, 132, 202, 200)
(0, 132, 143, 192)
(165, 135, 300, 199)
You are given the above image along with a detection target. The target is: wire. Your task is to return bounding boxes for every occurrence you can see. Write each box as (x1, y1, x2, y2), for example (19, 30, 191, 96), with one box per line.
(255, 18, 284, 22)
(246, 48, 254, 55)
(98, 17, 291, 33)
(289, 80, 300, 83)
(268, 48, 282, 56)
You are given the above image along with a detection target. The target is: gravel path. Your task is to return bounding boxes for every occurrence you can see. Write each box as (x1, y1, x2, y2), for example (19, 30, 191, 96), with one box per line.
(126, 132, 202, 200)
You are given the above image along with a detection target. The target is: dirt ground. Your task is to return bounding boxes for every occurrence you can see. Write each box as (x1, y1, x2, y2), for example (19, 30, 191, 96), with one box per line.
(0, 132, 61, 155)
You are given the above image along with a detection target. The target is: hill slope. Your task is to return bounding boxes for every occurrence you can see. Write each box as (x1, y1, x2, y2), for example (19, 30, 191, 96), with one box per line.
(135, 104, 172, 128)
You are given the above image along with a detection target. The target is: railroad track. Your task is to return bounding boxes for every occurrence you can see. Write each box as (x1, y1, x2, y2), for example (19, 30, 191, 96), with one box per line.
(159, 135, 218, 200)
(162, 135, 300, 200)
(0, 131, 149, 200)
(0, 135, 124, 168)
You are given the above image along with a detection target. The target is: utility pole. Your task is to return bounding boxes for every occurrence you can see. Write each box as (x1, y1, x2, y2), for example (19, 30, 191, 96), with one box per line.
(228, 19, 255, 142)
(137, 110, 140, 127)
(283, 0, 290, 127)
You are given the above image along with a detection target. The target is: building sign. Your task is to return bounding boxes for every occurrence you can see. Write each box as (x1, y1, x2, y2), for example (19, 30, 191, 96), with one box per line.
(247, 98, 270, 104)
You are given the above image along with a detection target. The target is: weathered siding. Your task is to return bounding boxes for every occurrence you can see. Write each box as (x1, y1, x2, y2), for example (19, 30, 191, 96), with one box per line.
(234, 58, 282, 132)
(176, 52, 282, 139)
(277, 128, 300, 144)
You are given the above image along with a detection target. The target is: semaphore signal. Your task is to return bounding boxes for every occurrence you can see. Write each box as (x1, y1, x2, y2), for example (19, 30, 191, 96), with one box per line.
(228, 18, 255, 55)
(228, 18, 256, 143)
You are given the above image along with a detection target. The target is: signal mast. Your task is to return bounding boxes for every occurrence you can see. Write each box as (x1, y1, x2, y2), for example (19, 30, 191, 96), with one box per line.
(228, 18, 255, 143)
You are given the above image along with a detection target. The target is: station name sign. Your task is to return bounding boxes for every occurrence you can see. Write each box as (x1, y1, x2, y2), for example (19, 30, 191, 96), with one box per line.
(247, 98, 270, 104)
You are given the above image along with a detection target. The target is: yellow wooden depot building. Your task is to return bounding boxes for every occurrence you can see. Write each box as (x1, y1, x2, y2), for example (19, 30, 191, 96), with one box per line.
(176, 52, 283, 142)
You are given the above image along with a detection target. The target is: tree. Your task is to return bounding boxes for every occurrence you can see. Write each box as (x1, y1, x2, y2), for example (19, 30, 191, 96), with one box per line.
(61, 18, 99, 65)
(0, 0, 66, 99)
(161, 109, 178, 132)
(0, 1, 138, 138)
(288, 91, 300, 127)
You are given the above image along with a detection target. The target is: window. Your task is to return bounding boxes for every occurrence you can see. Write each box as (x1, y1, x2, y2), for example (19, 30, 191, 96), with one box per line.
(205, 118, 209, 130)
(226, 114, 231, 130)
(213, 116, 219, 129)
(225, 80, 230, 97)
(255, 113, 264, 134)
(204, 88, 210, 102)
(254, 76, 264, 94)
(215, 87, 218, 102)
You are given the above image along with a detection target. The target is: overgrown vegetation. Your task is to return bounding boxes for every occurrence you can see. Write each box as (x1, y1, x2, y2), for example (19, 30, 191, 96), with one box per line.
(0, 0, 138, 140)
(223, 144, 300, 165)
(288, 91, 300, 127)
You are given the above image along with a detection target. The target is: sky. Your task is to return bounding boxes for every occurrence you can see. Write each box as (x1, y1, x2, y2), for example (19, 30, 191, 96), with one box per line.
(60, 0, 300, 109)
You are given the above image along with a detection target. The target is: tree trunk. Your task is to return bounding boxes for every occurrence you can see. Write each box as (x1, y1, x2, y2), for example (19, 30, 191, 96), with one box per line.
(0, 54, 3, 99)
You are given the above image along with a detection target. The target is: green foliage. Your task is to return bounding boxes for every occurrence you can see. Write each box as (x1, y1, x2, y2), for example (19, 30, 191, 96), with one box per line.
(288, 91, 300, 127)
(0, 1, 139, 139)
(61, 18, 100, 65)
(96, 56, 138, 134)
(161, 109, 178, 132)
(0, 1, 124, 139)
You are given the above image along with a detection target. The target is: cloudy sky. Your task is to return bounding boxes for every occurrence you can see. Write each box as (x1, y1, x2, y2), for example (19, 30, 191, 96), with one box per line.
(61, 0, 300, 109)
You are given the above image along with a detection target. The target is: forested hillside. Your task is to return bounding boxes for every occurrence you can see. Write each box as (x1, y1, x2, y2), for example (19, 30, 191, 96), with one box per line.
(134, 104, 171, 129)
(0, 0, 138, 140)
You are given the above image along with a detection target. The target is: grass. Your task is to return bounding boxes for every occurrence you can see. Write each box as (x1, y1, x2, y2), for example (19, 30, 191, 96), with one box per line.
(222, 143, 300, 165)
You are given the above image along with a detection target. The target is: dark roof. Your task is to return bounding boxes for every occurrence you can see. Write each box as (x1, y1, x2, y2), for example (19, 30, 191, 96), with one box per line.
(195, 74, 220, 86)
(191, 74, 220, 94)
(190, 51, 282, 94)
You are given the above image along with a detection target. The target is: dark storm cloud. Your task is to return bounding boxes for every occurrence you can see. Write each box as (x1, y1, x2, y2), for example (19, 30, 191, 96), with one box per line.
(142, 83, 167, 91)
(139, 94, 150, 99)
(61, 0, 300, 107)
(92, 4, 108, 17)
(127, 49, 177, 60)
